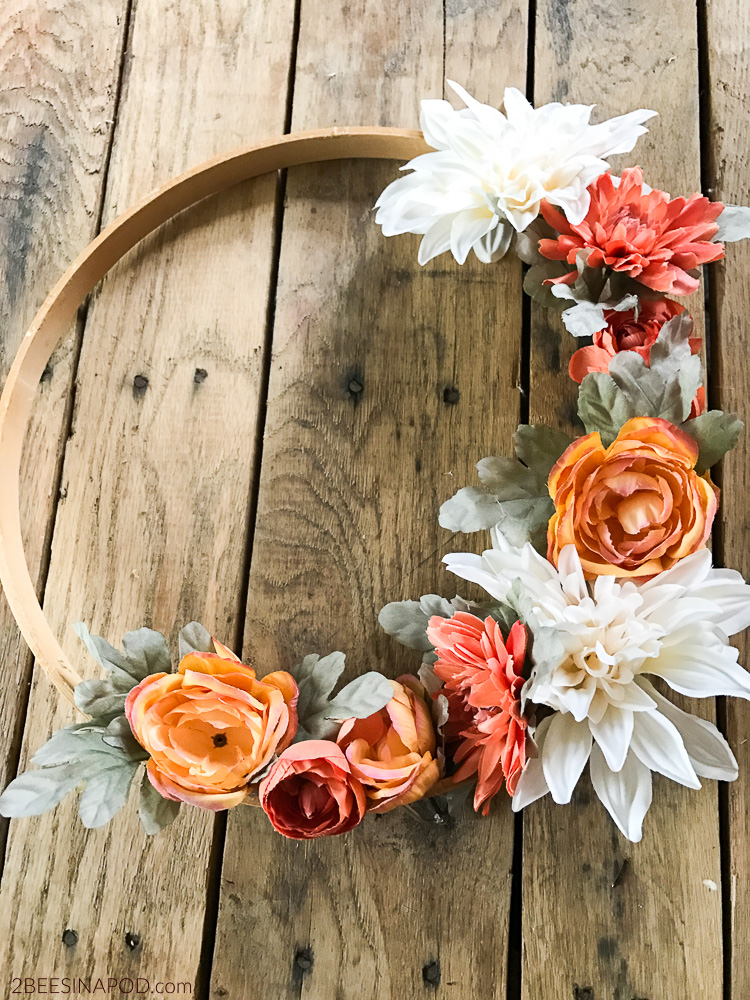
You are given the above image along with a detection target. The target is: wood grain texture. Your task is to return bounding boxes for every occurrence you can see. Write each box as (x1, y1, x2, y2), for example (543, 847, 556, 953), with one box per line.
(523, 2, 724, 998)
(0, 0, 129, 837)
(0, 0, 296, 985)
(704, 2, 750, 995)
(210, 2, 528, 998)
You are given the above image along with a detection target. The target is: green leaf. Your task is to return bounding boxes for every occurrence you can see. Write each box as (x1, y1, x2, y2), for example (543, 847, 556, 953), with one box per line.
(378, 595, 454, 652)
(0, 765, 88, 817)
(681, 410, 744, 474)
(138, 771, 180, 836)
(578, 313, 702, 445)
(74, 622, 170, 685)
(715, 205, 750, 242)
(178, 621, 214, 659)
(523, 261, 570, 309)
(291, 651, 347, 721)
(290, 653, 393, 740)
(74, 676, 133, 720)
(78, 759, 139, 829)
(440, 455, 553, 551)
(513, 425, 573, 479)
(558, 295, 638, 338)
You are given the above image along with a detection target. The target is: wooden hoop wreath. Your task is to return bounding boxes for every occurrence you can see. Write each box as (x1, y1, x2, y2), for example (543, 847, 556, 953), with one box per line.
(0, 127, 428, 707)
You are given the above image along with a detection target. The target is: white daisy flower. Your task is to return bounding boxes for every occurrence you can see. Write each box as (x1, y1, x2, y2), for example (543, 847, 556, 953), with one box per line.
(444, 532, 750, 841)
(374, 81, 656, 266)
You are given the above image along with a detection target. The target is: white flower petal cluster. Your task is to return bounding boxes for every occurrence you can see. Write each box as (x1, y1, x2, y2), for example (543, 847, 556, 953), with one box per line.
(375, 81, 656, 265)
(444, 532, 750, 841)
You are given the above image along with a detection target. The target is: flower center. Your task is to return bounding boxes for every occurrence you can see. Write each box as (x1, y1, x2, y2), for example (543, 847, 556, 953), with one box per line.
(212, 733, 228, 748)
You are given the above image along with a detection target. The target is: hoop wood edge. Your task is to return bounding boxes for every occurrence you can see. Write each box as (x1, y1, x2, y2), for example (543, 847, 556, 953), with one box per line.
(0, 127, 429, 707)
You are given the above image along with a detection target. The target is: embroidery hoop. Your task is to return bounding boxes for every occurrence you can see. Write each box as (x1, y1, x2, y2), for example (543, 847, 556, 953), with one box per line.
(0, 127, 428, 706)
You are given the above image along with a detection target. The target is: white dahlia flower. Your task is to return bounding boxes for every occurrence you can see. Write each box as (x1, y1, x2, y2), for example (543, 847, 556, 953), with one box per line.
(374, 81, 656, 266)
(444, 532, 750, 841)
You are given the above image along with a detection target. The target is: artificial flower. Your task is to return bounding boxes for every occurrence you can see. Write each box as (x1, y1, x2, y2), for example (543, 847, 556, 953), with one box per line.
(259, 741, 366, 839)
(337, 676, 440, 812)
(547, 417, 718, 579)
(426, 614, 529, 812)
(568, 300, 690, 379)
(126, 648, 298, 811)
(444, 533, 750, 840)
(539, 167, 724, 295)
(375, 81, 655, 264)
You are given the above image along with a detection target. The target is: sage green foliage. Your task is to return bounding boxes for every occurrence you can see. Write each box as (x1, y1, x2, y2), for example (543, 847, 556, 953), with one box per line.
(289, 651, 393, 741)
(0, 623, 180, 834)
(439, 425, 572, 551)
(577, 312, 743, 467)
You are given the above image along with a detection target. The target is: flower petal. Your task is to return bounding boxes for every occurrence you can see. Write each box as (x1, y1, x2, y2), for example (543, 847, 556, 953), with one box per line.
(541, 712, 592, 804)
(589, 746, 652, 843)
(589, 706, 633, 773)
(629, 710, 701, 789)
(512, 716, 551, 811)
(638, 679, 738, 781)
(649, 627, 750, 699)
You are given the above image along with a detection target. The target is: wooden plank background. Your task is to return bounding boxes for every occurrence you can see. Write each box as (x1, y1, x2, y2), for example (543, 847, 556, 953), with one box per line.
(0, 1, 747, 997)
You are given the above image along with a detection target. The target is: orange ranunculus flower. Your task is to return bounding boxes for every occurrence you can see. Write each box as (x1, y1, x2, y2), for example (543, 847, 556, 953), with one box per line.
(125, 646, 298, 811)
(336, 676, 440, 813)
(427, 615, 529, 814)
(259, 741, 366, 839)
(547, 417, 718, 579)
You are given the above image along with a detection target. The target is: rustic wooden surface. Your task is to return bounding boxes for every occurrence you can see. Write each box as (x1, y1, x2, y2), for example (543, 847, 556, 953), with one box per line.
(0, 1, 747, 997)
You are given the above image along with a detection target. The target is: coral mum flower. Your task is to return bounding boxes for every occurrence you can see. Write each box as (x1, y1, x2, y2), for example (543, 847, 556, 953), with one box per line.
(539, 168, 724, 295)
(337, 676, 440, 813)
(426, 614, 528, 813)
(547, 417, 718, 580)
(126, 648, 298, 811)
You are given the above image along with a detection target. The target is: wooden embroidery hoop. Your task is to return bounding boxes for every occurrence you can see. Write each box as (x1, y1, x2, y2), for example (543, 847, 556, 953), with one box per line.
(0, 127, 428, 707)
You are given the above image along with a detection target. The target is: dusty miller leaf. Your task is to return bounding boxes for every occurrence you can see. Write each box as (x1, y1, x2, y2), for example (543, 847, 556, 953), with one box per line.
(0, 765, 88, 817)
(681, 410, 744, 473)
(73, 675, 133, 721)
(178, 621, 215, 659)
(577, 313, 702, 445)
(440, 453, 554, 552)
(74, 622, 170, 685)
(78, 759, 140, 829)
(138, 771, 180, 836)
(289, 653, 393, 740)
(513, 425, 573, 479)
(715, 205, 750, 242)
(378, 595, 454, 652)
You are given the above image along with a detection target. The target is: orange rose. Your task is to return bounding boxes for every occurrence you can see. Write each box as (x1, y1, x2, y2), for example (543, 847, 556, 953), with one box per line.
(259, 741, 366, 839)
(547, 417, 718, 579)
(336, 676, 440, 813)
(125, 647, 298, 811)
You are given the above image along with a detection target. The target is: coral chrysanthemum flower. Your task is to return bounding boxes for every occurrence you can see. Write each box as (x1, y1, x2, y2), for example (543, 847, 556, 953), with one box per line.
(426, 614, 528, 813)
(539, 168, 724, 295)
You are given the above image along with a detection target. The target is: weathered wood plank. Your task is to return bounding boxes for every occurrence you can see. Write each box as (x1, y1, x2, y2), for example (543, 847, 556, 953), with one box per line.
(0, 0, 129, 845)
(704, 2, 750, 996)
(0, 0, 296, 984)
(523, 2, 724, 998)
(210, 1, 528, 998)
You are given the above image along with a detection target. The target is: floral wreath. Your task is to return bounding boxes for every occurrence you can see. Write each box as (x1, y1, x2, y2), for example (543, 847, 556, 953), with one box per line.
(3, 84, 750, 844)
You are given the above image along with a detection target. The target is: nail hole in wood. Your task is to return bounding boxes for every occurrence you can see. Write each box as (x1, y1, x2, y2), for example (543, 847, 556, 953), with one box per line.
(422, 959, 441, 986)
(62, 928, 78, 948)
(132, 374, 149, 398)
(294, 947, 313, 974)
(125, 931, 141, 951)
(443, 385, 460, 405)
(572, 986, 594, 1000)
(194, 367, 208, 385)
